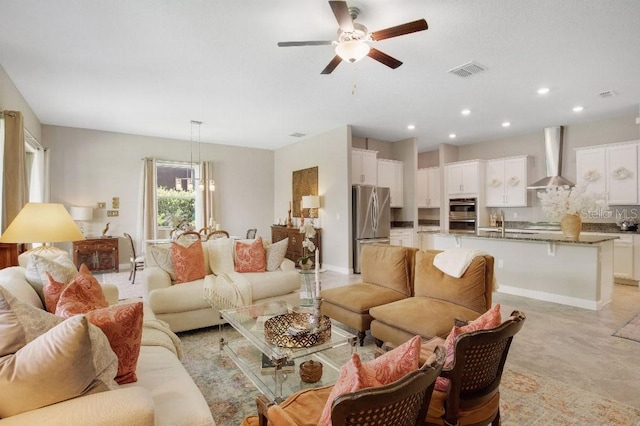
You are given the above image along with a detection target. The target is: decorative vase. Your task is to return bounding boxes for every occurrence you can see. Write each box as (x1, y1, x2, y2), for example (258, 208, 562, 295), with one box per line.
(299, 259, 313, 271)
(561, 214, 582, 239)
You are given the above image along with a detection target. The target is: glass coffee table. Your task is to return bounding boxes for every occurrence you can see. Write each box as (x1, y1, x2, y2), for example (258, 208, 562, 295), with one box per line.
(219, 300, 357, 403)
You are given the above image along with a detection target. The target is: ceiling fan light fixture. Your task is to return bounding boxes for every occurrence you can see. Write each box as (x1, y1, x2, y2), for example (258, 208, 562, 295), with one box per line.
(335, 40, 370, 63)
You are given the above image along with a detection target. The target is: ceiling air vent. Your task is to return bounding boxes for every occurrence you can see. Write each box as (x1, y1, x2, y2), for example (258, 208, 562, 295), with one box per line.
(598, 90, 617, 98)
(448, 61, 487, 78)
(289, 132, 306, 138)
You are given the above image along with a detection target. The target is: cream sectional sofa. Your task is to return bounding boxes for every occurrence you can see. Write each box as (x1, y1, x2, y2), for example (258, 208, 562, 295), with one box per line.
(142, 238, 301, 332)
(0, 266, 215, 426)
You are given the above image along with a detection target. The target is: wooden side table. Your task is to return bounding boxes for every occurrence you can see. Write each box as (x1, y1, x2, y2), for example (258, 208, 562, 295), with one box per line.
(271, 226, 322, 266)
(73, 237, 119, 272)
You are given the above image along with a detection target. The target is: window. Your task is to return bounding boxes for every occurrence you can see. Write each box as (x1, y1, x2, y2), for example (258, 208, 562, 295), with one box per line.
(156, 162, 196, 232)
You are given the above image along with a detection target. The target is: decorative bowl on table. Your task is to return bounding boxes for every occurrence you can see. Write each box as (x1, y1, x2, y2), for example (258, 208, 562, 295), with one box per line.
(264, 313, 331, 348)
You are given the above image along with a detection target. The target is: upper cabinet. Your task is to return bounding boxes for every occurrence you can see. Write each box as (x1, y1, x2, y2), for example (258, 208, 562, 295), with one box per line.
(377, 159, 404, 207)
(445, 160, 482, 196)
(576, 142, 639, 205)
(352, 149, 378, 186)
(416, 167, 440, 208)
(485, 156, 529, 207)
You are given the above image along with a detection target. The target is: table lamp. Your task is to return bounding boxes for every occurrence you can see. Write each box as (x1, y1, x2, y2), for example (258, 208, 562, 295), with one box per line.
(69, 206, 94, 236)
(301, 195, 320, 226)
(0, 202, 86, 262)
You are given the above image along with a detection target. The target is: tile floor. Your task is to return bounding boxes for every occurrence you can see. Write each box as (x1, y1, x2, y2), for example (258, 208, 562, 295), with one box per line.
(319, 270, 640, 409)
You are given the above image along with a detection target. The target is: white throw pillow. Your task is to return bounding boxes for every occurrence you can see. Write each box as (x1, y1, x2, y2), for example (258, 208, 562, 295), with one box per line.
(206, 238, 235, 275)
(265, 238, 289, 272)
(25, 249, 74, 301)
(148, 244, 176, 281)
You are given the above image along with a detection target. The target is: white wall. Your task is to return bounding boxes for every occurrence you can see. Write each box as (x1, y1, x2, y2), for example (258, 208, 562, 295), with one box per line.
(274, 126, 351, 273)
(0, 64, 41, 142)
(43, 125, 274, 264)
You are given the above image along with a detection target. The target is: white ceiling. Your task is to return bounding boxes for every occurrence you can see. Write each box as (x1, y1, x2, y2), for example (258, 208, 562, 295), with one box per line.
(1, 0, 639, 152)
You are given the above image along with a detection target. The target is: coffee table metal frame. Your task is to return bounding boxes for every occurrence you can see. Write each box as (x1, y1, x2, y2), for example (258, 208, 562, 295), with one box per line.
(219, 300, 357, 403)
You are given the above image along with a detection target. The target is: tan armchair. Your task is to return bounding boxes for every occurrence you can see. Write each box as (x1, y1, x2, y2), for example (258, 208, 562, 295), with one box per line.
(242, 346, 446, 426)
(370, 250, 494, 347)
(321, 244, 418, 345)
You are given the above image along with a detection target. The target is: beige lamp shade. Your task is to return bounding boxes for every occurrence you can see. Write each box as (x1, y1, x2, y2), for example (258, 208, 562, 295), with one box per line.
(69, 206, 94, 221)
(0, 203, 85, 243)
(301, 196, 320, 209)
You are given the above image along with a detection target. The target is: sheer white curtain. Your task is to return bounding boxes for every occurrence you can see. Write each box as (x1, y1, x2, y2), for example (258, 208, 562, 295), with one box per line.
(137, 158, 157, 253)
(25, 130, 50, 203)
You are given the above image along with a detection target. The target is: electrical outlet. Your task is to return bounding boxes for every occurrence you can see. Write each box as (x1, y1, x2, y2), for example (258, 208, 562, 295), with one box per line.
(497, 259, 504, 268)
(513, 212, 518, 218)
(107, 210, 119, 217)
(97, 202, 106, 209)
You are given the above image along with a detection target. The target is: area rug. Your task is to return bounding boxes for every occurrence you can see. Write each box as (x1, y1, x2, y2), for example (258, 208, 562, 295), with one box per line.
(179, 326, 640, 426)
(95, 270, 143, 300)
(613, 312, 640, 343)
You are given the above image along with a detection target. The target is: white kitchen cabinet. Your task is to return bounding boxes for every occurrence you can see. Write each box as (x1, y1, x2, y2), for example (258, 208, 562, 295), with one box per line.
(352, 149, 378, 186)
(416, 167, 440, 208)
(576, 142, 639, 205)
(446, 161, 481, 196)
(377, 159, 403, 207)
(613, 234, 634, 280)
(390, 228, 414, 248)
(485, 156, 529, 207)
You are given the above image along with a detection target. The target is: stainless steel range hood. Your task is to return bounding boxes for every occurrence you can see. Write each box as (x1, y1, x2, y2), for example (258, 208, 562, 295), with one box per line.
(527, 126, 575, 189)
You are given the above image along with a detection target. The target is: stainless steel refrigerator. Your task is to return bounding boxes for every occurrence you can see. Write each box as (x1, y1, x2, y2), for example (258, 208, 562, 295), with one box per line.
(353, 185, 391, 273)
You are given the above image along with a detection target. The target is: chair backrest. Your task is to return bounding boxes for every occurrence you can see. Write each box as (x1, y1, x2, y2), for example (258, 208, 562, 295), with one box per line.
(123, 232, 137, 258)
(246, 228, 257, 239)
(175, 231, 201, 243)
(206, 230, 230, 240)
(443, 311, 526, 424)
(198, 227, 212, 236)
(331, 346, 446, 426)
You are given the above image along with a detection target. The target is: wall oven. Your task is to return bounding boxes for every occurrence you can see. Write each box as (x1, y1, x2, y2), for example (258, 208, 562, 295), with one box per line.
(448, 198, 477, 234)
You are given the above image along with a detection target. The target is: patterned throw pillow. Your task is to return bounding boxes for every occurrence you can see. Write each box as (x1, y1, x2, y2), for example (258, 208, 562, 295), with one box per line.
(318, 335, 422, 426)
(435, 304, 502, 391)
(0, 315, 117, 418)
(54, 265, 109, 317)
(171, 239, 206, 283)
(234, 237, 267, 273)
(25, 250, 76, 301)
(0, 286, 118, 417)
(265, 238, 289, 272)
(148, 244, 177, 281)
(85, 302, 144, 384)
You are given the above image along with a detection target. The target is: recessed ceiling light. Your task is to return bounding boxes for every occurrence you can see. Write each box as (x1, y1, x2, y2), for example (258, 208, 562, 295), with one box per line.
(461, 109, 471, 116)
(573, 106, 584, 112)
(502, 121, 511, 127)
(449, 133, 456, 139)
(407, 124, 416, 130)
(537, 87, 550, 95)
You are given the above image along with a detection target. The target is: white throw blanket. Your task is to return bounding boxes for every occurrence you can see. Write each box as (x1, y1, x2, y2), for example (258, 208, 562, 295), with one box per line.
(433, 248, 488, 278)
(202, 272, 253, 311)
(141, 319, 184, 359)
(433, 248, 499, 291)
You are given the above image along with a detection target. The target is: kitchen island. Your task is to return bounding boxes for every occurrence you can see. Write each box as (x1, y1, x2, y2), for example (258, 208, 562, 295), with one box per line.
(433, 231, 618, 310)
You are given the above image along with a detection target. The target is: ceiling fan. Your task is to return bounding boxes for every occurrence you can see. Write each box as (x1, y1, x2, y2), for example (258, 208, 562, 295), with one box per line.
(277, 1, 428, 74)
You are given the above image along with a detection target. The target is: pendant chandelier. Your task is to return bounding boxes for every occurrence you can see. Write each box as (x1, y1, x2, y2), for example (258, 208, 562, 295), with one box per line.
(175, 120, 216, 192)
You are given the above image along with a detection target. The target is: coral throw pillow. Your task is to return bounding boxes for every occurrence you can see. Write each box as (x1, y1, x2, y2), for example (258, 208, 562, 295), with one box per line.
(318, 335, 422, 425)
(85, 302, 144, 384)
(318, 353, 370, 426)
(235, 237, 267, 273)
(171, 239, 206, 283)
(436, 304, 502, 391)
(53, 265, 109, 317)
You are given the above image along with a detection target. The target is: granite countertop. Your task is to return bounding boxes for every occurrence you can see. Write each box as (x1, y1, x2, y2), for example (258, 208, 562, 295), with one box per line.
(436, 231, 618, 245)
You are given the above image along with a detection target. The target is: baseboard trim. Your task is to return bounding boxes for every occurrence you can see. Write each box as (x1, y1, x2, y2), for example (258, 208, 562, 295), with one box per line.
(498, 284, 610, 311)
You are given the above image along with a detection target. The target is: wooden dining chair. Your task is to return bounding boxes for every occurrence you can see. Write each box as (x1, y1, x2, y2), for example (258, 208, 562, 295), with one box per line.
(246, 228, 257, 239)
(175, 231, 202, 243)
(206, 230, 230, 240)
(123, 232, 145, 283)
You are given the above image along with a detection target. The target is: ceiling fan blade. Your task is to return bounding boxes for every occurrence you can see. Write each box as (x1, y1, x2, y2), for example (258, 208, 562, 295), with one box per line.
(368, 48, 403, 69)
(278, 41, 334, 47)
(329, 1, 354, 32)
(370, 19, 428, 41)
(321, 55, 343, 74)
